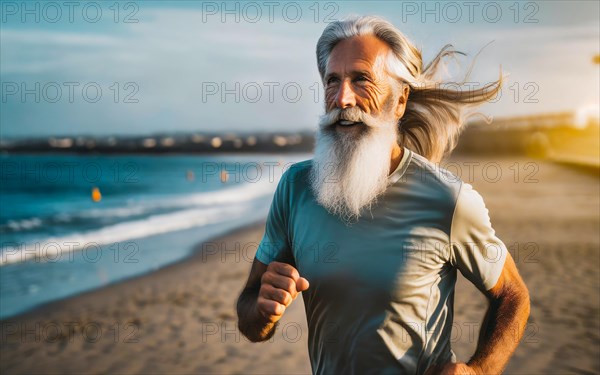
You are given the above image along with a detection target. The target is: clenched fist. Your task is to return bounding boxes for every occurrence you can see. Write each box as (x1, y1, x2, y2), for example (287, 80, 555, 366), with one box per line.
(256, 261, 310, 323)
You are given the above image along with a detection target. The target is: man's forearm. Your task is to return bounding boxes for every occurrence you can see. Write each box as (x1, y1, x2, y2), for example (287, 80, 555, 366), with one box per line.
(468, 291, 531, 374)
(236, 288, 277, 342)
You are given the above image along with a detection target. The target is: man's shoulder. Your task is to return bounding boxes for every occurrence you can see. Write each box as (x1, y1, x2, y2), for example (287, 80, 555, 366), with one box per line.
(407, 153, 494, 223)
(287, 159, 313, 172)
(405, 151, 464, 194)
(282, 159, 313, 184)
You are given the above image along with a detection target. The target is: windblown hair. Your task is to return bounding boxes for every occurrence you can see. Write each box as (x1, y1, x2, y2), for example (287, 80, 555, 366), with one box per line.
(316, 15, 502, 162)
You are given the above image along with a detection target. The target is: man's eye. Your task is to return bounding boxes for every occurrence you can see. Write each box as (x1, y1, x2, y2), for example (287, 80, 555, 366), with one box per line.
(355, 76, 368, 82)
(327, 77, 339, 85)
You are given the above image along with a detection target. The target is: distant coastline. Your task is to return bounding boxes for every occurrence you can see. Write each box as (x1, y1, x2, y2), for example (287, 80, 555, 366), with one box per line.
(2, 112, 598, 169)
(0, 131, 316, 154)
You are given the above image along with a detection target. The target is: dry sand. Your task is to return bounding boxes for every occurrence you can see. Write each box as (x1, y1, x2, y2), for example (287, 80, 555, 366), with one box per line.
(1, 156, 599, 374)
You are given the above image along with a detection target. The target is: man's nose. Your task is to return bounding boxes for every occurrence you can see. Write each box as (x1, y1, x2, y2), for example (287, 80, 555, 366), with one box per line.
(335, 80, 356, 109)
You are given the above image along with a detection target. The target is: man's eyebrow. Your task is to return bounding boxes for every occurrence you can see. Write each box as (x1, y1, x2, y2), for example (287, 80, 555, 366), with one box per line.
(324, 70, 374, 81)
(353, 70, 374, 78)
(324, 72, 340, 81)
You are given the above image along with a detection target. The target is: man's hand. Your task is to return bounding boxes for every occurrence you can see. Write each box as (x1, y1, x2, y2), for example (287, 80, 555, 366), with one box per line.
(424, 362, 479, 375)
(238, 258, 309, 342)
(257, 261, 310, 323)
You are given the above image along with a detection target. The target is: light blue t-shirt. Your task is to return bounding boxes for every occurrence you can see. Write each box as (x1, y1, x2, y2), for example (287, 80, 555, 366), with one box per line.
(255, 148, 507, 375)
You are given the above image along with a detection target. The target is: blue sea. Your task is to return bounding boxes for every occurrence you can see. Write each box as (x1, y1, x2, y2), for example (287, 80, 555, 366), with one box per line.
(0, 153, 308, 319)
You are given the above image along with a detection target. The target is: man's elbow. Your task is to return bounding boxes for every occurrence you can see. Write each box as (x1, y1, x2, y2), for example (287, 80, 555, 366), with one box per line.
(237, 319, 276, 343)
(236, 293, 275, 343)
(237, 321, 265, 343)
(236, 297, 259, 342)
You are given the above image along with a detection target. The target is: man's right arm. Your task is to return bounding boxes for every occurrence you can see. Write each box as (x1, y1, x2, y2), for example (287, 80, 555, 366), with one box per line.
(237, 258, 309, 342)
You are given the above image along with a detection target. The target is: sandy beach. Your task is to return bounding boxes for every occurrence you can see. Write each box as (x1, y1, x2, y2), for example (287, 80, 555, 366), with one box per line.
(1, 156, 599, 375)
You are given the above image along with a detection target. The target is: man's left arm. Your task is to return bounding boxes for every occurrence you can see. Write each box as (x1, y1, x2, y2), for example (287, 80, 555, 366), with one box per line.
(431, 252, 530, 375)
(466, 251, 530, 374)
(429, 183, 530, 375)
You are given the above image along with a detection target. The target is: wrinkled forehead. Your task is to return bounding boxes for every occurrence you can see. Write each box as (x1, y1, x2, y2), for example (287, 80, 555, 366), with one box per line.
(326, 35, 391, 76)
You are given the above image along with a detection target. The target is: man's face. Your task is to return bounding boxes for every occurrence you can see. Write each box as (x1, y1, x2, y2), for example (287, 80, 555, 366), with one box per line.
(310, 35, 408, 222)
(323, 35, 404, 129)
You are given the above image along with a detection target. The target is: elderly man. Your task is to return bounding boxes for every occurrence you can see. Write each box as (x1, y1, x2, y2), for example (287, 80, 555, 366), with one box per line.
(237, 16, 530, 375)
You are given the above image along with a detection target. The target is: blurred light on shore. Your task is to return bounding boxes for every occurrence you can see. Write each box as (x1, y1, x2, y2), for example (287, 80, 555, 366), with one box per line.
(48, 137, 73, 148)
(142, 138, 157, 148)
(273, 136, 288, 147)
(211, 137, 222, 148)
(575, 103, 600, 129)
(160, 137, 175, 147)
(191, 134, 205, 143)
(246, 136, 257, 146)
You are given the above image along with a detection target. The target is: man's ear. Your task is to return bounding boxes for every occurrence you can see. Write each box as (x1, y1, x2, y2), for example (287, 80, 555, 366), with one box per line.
(394, 85, 410, 119)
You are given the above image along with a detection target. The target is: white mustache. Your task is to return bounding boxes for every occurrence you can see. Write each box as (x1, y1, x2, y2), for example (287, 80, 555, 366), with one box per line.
(319, 107, 379, 129)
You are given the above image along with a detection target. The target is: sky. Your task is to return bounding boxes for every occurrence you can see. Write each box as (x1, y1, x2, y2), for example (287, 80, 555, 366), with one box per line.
(1, 0, 599, 138)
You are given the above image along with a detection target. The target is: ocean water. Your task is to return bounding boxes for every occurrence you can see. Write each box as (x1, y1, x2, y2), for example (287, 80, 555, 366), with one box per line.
(0, 153, 309, 319)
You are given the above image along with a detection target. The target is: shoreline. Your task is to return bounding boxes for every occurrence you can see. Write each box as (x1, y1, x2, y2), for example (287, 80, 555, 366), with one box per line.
(1, 217, 314, 375)
(0, 219, 269, 323)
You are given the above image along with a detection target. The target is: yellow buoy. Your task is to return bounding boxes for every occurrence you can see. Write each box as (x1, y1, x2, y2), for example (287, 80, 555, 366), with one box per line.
(186, 170, 195, 181)
(91, 187, 102, 202)
(220, 170, 228, 183)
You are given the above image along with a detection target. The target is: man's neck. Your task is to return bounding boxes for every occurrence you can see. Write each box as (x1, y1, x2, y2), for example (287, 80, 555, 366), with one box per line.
(389, 143, 403, 176)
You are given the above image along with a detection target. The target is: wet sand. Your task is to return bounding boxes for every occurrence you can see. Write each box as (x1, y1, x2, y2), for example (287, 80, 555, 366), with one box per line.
(1, 156, 599, 374)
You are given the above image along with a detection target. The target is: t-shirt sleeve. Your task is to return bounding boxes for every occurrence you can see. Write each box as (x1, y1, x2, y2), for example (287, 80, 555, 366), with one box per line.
(254, 168, 293, 265)
(449, 182, 507, 293)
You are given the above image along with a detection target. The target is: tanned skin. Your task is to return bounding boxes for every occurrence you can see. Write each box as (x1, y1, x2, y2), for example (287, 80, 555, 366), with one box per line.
(237, 35, 530, 374)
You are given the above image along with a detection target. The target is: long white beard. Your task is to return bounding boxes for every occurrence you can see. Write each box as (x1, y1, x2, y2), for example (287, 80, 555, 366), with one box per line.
(309, 107, 399, 223)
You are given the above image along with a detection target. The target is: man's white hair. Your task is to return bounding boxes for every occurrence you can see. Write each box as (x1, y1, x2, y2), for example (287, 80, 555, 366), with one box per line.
(316, 15, 502, 162)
